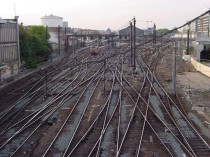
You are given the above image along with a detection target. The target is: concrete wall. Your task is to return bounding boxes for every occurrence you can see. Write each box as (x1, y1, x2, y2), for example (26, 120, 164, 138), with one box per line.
(192, 44, 203, 60)
(191, 57, 210, 78)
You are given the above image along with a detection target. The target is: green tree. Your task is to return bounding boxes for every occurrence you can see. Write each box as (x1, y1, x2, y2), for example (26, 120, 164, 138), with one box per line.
(157, 28, 170, 35)
(19, 25, 52, 68)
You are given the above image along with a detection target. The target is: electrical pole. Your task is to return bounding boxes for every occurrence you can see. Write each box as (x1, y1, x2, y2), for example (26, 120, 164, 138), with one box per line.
(108, 38, 110, 50)
(45, 26, 48, 60)
(208, 26, 209, 37)
(130, 21, 133, 67)
(103, 60, 106, 93)
(173, 42, 177, 94)
(73, 38, 76, 54)
(58, 25, 61, 55)
(66, 36, 69, 53)
(153, 23, 156, 45)
(186, 27, 190, 55)
(133, 17, 136, 70)
(111, 36, 114, 48)
(46, 26, 48, 42)
(64, 26, 67, 52)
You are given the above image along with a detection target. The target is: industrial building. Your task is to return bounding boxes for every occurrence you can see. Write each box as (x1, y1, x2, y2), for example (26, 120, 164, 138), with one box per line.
(41, 14, 70, 51)
(118, 26, 144, 39)
(0, 17, 20, 81)
(41, 14, 64, 27)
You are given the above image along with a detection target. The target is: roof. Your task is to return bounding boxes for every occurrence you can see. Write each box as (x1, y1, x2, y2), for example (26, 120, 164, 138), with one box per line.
(0, 19, 6, 24)
(119, 26, 144, 33)
(0, 19, 17, 24)
(41, 14, 63, 19)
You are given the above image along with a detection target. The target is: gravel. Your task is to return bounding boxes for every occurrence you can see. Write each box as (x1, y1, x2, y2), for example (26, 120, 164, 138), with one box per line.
(159, 132, 186, 157)
(188, 112, 210, 138)
(121, 96, 134, 134)
(0, 128, 33, 156)
(149, 95, 165, 123)
(171, 106, 195, 138)
(55, 86, 94, 152)
(100, 125, 114, 157)
(153, 82, 165, 96)
(14, 98, 30, 109)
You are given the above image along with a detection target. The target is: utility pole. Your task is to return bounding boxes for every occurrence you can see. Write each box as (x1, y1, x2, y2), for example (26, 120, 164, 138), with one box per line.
(46, 26, 48, 42)
(133, 17, 136, 70)
(208, 26, 209, 37)
(66, 36, 69, 53)
(108, 38, 110, 50)
(103, 60, 106, 93)
(111, 36, 114, 48)
(45, 26, 48, 60)
(64, 26, 67, 52)
(186, 26, 190, 55)
(130, 21, 133, 67)
(58, 25, 61, 55)
(73, 38, 76, 54)
(173, 42, 177, 94)
(153, 23, 156, 45)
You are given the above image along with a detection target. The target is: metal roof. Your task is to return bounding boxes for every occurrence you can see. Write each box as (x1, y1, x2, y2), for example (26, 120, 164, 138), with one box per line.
(0, 19, 17, 24)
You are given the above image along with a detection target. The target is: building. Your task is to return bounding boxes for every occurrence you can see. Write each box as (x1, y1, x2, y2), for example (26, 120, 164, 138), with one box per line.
(144, 27, 154, 35)
(41, 14, 71, 51)
(0, 17, 20, 81)
(118, 26, 144, 39)
(197, 13, 210, 35)
(41, 14, 63, 27)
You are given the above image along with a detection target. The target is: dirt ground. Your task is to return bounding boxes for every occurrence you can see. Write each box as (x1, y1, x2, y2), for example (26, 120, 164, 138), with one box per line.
(177, 62, 210, 121)
(154, 50, 210, 144)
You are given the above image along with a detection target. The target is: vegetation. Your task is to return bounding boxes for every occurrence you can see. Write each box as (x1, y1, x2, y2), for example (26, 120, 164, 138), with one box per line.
(157, 28, 169, 34)
(19, 25, 52, 68)
(157, 28, 179, 35)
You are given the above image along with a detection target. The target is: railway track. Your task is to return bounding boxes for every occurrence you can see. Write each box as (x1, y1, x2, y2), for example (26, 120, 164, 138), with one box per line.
(0, 41, 209, 157)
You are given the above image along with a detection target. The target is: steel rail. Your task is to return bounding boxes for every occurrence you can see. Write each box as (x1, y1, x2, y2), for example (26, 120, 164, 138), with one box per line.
(95, 56, 123, 157)
(66, 70, 116, 157)
(0, 63, 103, 150)
(139, 56, 210, 152)
(113, 61, 194, 156)
(62, 72, 104, 157)
(7, 63, 105, 156)
(137, 56, 196, 156)
(138, 49, 198, 156)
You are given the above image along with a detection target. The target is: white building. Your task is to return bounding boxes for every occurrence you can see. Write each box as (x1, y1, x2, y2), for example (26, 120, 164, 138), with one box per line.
(41, 14, 70, 51)
(41, 14, 63, 27)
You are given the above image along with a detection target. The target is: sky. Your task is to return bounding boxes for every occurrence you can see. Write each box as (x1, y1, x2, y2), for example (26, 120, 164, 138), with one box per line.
(0, 0, 209, 30)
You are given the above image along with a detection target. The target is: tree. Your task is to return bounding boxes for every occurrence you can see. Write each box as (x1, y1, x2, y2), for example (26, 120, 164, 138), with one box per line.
(28, 26, 52, 59)
(19, 25, 52, 68)
(157, 28, 170, 35)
